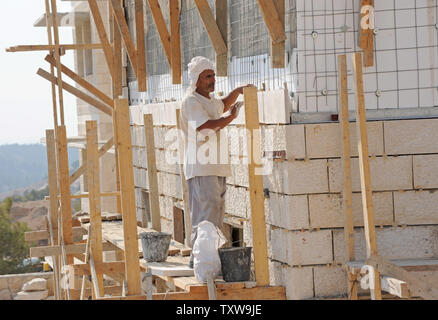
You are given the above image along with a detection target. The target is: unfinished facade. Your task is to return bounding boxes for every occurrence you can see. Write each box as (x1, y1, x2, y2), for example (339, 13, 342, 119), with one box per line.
(7, 0, 438, 300)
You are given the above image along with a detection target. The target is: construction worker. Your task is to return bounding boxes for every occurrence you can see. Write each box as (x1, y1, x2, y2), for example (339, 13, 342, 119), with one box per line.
(179, 56, 254, 268)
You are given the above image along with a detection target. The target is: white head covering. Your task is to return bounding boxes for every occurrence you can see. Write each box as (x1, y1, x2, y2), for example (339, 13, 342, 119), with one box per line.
(186, 56, 215, 96)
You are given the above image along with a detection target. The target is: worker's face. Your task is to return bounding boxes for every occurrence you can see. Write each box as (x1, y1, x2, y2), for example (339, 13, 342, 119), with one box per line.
(196, 69, 216, 94)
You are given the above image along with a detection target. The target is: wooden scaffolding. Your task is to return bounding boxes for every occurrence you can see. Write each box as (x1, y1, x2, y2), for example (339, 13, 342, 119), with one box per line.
(8, 0, 288, 300)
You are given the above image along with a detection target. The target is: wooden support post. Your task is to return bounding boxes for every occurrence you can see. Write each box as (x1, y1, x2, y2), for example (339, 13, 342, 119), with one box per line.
(146, 0, 172, 66)
(56, 125, 74, 265)
(170, 0, 182, 84)
(215, 0, 228, 76)
(243, 87, 270, 286)
(88, 0, 115, 77)
(86, 121, 105, 298)
(45, 130, 61, 300)
(352, 52, 381, 300)
(143, 114, 161, 231)
(173, 207, 184, 244)
(44, 0, 59, 132)
(338, 54, 357, 300)
(37, 68, 113, 116)
(135, 0, 147, 91)
(359, 0, 374, 67)
(49, 0, 65, 125)
(80, 225, 92, 300)
(270, 0, 285, 68)
(110, 0, 138, 76)
(114, 99, 142, 296)
(256, 0, 287, 44)
(194, 0, 228, 56)
(175, 109, 192, 247)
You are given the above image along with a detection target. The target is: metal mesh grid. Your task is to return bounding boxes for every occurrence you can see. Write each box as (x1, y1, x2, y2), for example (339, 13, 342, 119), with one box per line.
(295, 0, 438, 113)
(125, 0, 297, 104)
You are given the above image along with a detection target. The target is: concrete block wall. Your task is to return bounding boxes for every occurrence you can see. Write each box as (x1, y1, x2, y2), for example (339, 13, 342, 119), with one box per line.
(129, 92, 438, 299)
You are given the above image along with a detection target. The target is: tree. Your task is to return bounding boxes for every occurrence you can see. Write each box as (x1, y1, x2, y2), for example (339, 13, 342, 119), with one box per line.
(0, 198, 41, 274)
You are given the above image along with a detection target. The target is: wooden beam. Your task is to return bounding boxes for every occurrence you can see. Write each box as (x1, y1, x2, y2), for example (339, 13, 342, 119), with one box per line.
(86, 121, 105, 298)
(30, 242, 117, 257)
(367, 255, 438, 300)
(175, 109, 192, 247)
(69, 137, 114, 185)
(45, 130, 59, 244)
(243, 87, 269, 286)
(25, 226, 88, 242)
(56, 125, 74, 264)
(359, 0, 374, 67)
(110, 0, 138, 75)
(72, 286, 122, 300)
(114, 99, 142, 295)
(143, 114, 161, 231)
(270, 0, 285, 68)
(256, 0, 287, 44)
(37, 68, 113, 116)
(173, 207, 184, 244)
(45, 54, 114, 108)
(194, 0, 227, 56)
(80, 225, 92, 300)
(68, 262, 126, 276)
(170, 0, 181, 84)
(135, 0, 147, 91)
(146, 0, 171, 66)
(352, 52, 381, 300)
(88, 0, 115, 77)
(6, 44, 102, 52)
(215, 0, 228, 76)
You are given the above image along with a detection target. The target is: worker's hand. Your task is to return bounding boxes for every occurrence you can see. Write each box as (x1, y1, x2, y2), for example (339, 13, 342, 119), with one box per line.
(230, 101, 243, 119)
(237, 84, 256, 95)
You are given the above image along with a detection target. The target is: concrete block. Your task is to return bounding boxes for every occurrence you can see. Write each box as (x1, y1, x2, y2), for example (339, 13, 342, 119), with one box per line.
(333, 226, 438, 262)
(263, 161, 285, 194)
(384, 119, 438, 155)
(305, 122, 384, 159)
(394, 190, 438, 225)
(225, 185, 248, 219)
(265, 194, 309, 230)
(14, 290, 48, 300)
(284, 159, 329, 195)
(285, 125, 306, 160)
(22, 278, 47, 292)
(230, 163, 249, 187)
(308, 192, 393, 229)
(413, 155, 438, 189)
(313, 266, 347, 298)
(0, 289, 12, 300)
(155, 149, 180, 175)
(282, 266, 314, 300)
(263, 89, 290, 124)
(158, 172, 182, 199)
(328, 156, 413, 193)
(159, 195, 174, 221)
(129, 105, 143, 125)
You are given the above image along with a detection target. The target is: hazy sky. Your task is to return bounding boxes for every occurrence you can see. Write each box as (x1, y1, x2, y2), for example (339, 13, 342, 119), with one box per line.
(0, 1, 78, 145)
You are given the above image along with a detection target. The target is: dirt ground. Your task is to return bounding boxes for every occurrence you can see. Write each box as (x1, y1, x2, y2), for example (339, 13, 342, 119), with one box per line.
(9, 200, 49, 231)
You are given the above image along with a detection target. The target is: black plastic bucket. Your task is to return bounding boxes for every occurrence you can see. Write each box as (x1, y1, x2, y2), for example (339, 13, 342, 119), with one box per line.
(218, 247, 252, 282)
(139, 232, 171, 262)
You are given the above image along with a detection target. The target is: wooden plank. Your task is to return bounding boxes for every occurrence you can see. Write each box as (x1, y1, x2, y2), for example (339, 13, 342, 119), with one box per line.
(143, 114, 161, 231)
(175, 109, 192, 247)
(73, 286, 122, 300)
(110, 0, 138, 76)
(170, 0, 181, 84)
(56, 125, 74, 265)
(45, 54, 114, 108)
(243, 87, 269, 287)
(135, 0, 147, 91)
(256, 0, 287, 44)
(87, 0, 114, 77)
(25, 227, 86, 242)
(359, 0, 374, 67)
(140, 259, 194, 277)
(37, 68, 113, 116)
(352, 52, 381, 300)
(45, 130, 59, 244)
(86, 121, 104, 298)
(194, 0, 227, 56)
(215, 0, 228, 76)
(381, 276, 409, 299)
(6, 44, 102, 52)
(345, 259, 438, 274)
(114, 99, 142, 295)
(146, 0, 171, 66)
(338, 55, 355, 264)
(70, 137, 114, 185)
(80, 225, 92, 300)
(69, 262, 126, 276)
(173, 207, 184, 244)
(30, 242, 117, 257)
(270, 0, 285, 68)
(49, 0, 65, 125)
(367, 255, 438, 300)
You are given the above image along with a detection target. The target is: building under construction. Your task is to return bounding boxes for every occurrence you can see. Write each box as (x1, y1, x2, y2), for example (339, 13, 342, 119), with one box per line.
(5, 0, 438, 300)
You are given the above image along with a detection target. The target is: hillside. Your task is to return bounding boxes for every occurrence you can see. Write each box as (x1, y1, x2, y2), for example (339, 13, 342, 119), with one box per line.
(0, 144, 79, 199)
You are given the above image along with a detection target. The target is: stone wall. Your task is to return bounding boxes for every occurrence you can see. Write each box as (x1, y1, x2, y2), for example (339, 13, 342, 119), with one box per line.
(0, 272, 54, 300)
(129, 94, 438, 299)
